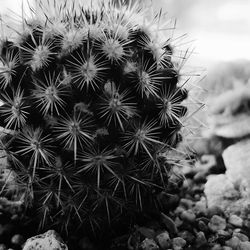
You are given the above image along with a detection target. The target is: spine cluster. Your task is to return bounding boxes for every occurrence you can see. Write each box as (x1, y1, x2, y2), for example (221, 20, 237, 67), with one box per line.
(0, 0, 188, 235)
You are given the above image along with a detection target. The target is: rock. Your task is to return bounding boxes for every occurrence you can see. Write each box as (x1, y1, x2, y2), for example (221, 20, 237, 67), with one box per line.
(195, 231, 207, 248)
(217, 230, 231, 239)
(11, 234, 24, 245)
(193, 197, 207, 215)
(198, 220, 209, 232)
(178, 231, 194, 244)
(172, 237, 186, 250)
(155, 231, 171, 249)
(225, 236, 241, 249)
(0, 244, 7, 250)
(239, 241, 250, 250)
(179, 198, 193, 209)
(22, 230, 68, 250)
(140, 238, 159, 250)
(223, 139, 250, 194)
(208, 215, 226, 232)
(233, 232, 249, 242)
(210, 114, 250, 138)
(228, 215, 243, 228)
(204, 174, 240, 208)
(180, 210, 196, 223)
(211, 244, 222, 250)
(222, 247, 233, 250)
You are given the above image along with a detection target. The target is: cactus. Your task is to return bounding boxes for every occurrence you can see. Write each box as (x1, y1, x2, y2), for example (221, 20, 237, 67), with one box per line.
(0, 0, 189, 241)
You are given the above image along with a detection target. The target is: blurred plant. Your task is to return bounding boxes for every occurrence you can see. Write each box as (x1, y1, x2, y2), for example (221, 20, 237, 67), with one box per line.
(0, 0, 191, 241)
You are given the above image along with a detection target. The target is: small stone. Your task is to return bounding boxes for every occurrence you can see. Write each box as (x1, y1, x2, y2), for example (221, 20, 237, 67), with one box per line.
(0, 244, 7, 250)
(179, 198, 193, 209)
(178, 231, 195, 244)
(204, 174, 240, 209)
(193, 197, 207, 215)
(208, 215, 226, 232)
(198, 220, 208, 232)
(239, 241, 250, 250)
(217, 230, 231, 238)
(156, 231, 171, 249)
(225, 237, 241, 249)
(211, 244, 222, 250)
(140, 238, 159, 250)
(22, 230, 68, 250)
(11, 234, 24, 245)
(172, 237, 186, 250)
(174, 206, 185, 216)
(228, 215, 243, 228)
(233, 232, 249, 242)
(175, 217, 183, 228)
(195, 231, 207, 248)
(180, 210, 196, 223)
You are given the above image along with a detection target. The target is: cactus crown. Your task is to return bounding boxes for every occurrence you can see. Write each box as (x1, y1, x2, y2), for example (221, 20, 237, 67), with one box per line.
(0, 0, 189, 239)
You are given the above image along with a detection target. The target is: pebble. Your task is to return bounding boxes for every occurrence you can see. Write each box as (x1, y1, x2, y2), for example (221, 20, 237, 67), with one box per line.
(155, 231, 171, 249)
(180, 210, 196, 223)
(233, 232, 249, 242)
(172, 237, 186, 250)
(193, 198, 207, 215)
(217, 230, 231, 239)
(239, 241, 250, 250)
(208, 215, 226, 232)
(179, 198, 193, 209)
(11, 234, 24, 245)
(195, 231, 207, 248)
(211, 244, 222, 250)
(198, 220, 209, 232)
(22, 230, 68, 250)
(178, 231, 195, 244)
(0, 244, 7, 250)
(228, 215, 243, 228)
(140, 238, 159, 250)
(225, 236, 241, 249)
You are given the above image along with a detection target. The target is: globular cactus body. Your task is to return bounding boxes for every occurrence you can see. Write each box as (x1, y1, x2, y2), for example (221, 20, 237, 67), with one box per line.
(0, 0, 188, 240)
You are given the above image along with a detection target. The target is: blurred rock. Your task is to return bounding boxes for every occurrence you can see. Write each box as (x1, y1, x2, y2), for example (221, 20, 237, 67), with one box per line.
(172, 237, 186, 250)
(228, 215, 243, 228)
(208, 215, 226, 232)
(209, 114, 250, 138)
(195, 231, 207, 248)
(0, 244, 7, 250)
(223, 139, 250, 194)
(23, 230, 68, 250)
(155, 231, 171, 249)
(180, 210, 196, 223)
(204, 174, 240, 209)
(140, 238, 159, 250)
(233, 232, 249, 242)
(11, 234, 24, 246)
(239, 241, 250, 250)
(225, 236, 241, 249)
